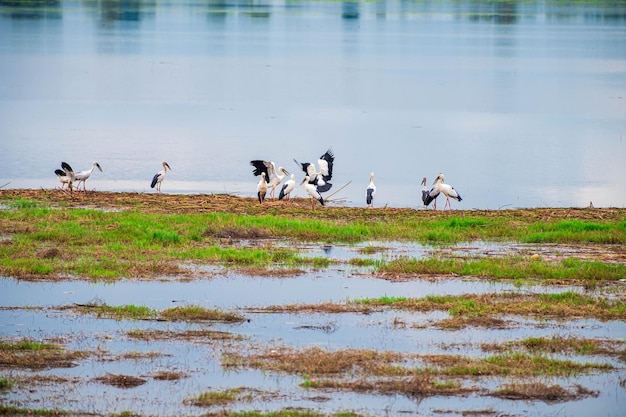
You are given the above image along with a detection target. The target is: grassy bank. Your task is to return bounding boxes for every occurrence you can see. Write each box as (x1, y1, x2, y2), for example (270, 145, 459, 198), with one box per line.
(0, 190, 624, 281)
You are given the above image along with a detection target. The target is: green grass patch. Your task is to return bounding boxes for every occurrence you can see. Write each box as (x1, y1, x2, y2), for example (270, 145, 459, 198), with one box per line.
(377, 256, 626, 282)
(71, 304, 158, 320)
(186, 387, 246, 406)
(0, 406, 69, 416)
(0, 377, 13, 390)
(1, 193, 625, 280)
(425, 352, 612, 377)
(342, 292, 626, 320)
(160, 305, 245, 322)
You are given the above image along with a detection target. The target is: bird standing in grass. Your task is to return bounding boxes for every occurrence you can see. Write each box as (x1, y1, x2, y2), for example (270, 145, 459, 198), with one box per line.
(432, 173, 462, 210)
(278, 173, 296, 202)
(257, 172, 268, 203)
(150, 162, 171, 193)
(301, 176, 324, 209)
(294, 148, 334, 193)
(421, 176, 439, 209)
(55, 162, 75, 191)
(366, 172, 376, 208)
(250, 160, 290, 199)
(75, 161, 103, 191)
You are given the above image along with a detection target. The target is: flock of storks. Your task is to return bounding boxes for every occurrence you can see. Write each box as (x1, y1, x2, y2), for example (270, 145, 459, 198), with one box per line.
(54, 148, 462, 209)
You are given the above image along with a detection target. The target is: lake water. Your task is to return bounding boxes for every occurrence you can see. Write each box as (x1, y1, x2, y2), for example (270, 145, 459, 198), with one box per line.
(1, 0, 625, 209)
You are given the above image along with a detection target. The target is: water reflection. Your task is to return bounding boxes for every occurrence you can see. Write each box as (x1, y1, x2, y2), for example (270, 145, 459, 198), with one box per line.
(0, 0, 61, 20)
(0, 0, 625, 208)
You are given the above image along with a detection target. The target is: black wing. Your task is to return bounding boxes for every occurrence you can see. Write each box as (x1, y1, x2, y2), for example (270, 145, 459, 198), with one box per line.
(250, 160, 270, 178)
(319, 148, 334, 181)
(367, 188, 375, 205)
(150, 173, 159, 188)
(61, 162, 74, 175)
(278, 183, 288, 200)
(316, 182, 332, 193)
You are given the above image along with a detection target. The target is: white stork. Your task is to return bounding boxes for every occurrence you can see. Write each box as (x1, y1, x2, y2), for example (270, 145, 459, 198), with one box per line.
(366, 172, 376, 208)
(421, 176, 439, 209)
(250, 160, 289, 198)
(54, 162, 75, 191)
(74, 161, 103, 191)
(257, 172, 268, 203)
(433, 173, 462, 210)
(294, 148, 334, 193)
(278, 173, 296, 202)
(150, 161, 171, 193)
(301, 175, 324, 209)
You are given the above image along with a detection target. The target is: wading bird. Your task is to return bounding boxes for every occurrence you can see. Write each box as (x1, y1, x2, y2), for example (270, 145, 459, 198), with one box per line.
(150, 162, 171, 193)
(301, 175, 324, 209)
(421, 176, 439, 209)
(54, 162, 75, 191)
(366, 172, 376, 208)
(433, 173, 462, 210)
(74, 161, 103, 191)
(278, 173, 296, 202)
(294, 148, 334, 193)
(257, 172, 268, 203)
(250, 160, 290, 198)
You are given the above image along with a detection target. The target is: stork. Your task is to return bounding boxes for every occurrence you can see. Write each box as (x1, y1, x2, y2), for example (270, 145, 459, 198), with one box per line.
(433, 173, 462, 210)
(366, 172, 376, 208)
(301, 175, 324, 209)
(278, 173, 296, 202)
(421, 176, 439, 209)
(74, 161, 103, 191)
(257, 172, 268, 203)
(150, 162, 171, 193)
(294, 148, 334, 193)
(54, 162, 75, 191)
(250, 160, 289, 198)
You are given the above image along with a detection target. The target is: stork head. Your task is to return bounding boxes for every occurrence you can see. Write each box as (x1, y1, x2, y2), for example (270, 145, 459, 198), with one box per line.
(300, 175, 310, 186)
(433, 173, 444, 184)
(421, 177, 427, 186)
(163, 162, 171, 171)
(370, 172, 375, 181)
(95, 162, 103, 172)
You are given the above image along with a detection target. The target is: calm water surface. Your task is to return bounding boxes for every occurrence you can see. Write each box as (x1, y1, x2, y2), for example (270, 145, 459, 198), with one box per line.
(1, 0, 625, 209)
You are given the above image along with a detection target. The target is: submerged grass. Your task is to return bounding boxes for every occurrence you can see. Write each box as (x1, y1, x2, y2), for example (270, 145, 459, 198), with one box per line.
(262, 291, 626, 320)
(376, 256, 626, 283)
(65, 303, 246, 323)
(0, 339, 88, 370)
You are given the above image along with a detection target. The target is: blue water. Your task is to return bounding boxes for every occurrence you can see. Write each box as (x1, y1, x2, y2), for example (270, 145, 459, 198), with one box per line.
(1, 0, 625, 208)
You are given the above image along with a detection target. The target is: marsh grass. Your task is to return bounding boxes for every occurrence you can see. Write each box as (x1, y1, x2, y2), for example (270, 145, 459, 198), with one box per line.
(1, 192, 624, 280)
(206, 410, 367, 417)
(64, 303, 246, 323)
(185, 387, 249, 406)
(69, 304, 158, 320)
(262, 292, 625, 320)
(127, 328, 243, 342)
(223, 346, 611, 379)
(0, 376, 13, 390)
(0, 339, 88, 370)
(160, 305, 246, 322)
(94, 373, 146, 388)
(376, 256, 626, 283)
(424, 352, 612, 377)
(491, 382, 598, 402)
(482, 336, 626, 360)
(0, 406, 70, 416)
